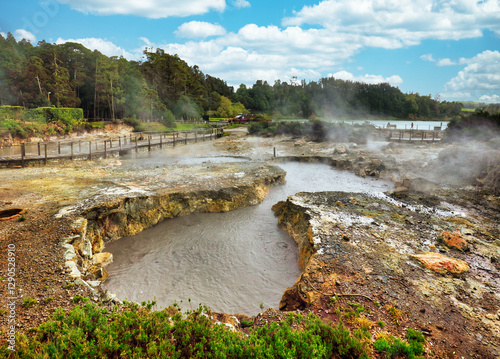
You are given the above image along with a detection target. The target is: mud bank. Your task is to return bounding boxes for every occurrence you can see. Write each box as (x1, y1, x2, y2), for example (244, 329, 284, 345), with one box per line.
(53, 162, 285, 286)
(273, 191, 500, 358)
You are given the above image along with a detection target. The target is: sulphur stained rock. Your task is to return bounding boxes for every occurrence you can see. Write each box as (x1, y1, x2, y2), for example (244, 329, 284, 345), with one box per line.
(412, 252, 470, 274)
(439, 230, 469, 251)
(92, 252, 113, 267)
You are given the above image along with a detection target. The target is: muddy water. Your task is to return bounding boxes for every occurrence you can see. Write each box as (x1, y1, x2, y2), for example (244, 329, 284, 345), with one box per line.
(103, 161, 393, 315)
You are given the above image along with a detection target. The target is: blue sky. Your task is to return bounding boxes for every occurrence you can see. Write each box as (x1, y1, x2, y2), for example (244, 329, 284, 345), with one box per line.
(1, 0, 500, 103)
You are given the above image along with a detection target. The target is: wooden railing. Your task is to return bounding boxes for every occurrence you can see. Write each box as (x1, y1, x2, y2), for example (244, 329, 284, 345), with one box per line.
(0, 128, 224, 167)
(379, 128, 443, 142)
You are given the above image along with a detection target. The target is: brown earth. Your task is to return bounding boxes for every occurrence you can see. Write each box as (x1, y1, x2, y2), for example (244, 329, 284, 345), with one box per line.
(1, 127, 499, 358)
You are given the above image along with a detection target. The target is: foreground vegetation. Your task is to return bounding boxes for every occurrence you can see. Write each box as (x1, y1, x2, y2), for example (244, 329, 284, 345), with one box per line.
(1, 300, 426, 358)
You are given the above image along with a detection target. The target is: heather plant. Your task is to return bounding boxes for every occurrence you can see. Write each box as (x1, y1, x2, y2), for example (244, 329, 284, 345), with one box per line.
(2, 300, 373, 358)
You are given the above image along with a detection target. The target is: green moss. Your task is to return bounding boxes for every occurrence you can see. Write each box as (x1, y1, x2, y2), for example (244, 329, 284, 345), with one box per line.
(22, 297, 38, 309)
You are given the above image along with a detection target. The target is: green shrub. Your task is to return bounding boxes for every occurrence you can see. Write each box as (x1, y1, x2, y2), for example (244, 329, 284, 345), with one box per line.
(0, 106, 24, 121)
(0, 107, 85, 137)
(3, 302, 372, 358)
(1, 119, 26, 138)
(123, 116, 140, 128)
(21, 108, 46, 123)
(162, 109, 175, 128)
(134, 122, 169, 132)
(373, 328, 425, 359)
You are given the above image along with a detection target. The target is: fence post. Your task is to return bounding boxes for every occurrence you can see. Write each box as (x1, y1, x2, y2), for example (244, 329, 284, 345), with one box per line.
(71, 142, 74, 160)
(44, 143, 47, 165)
(104, 140, 107, 159)
(58, 142, 61, 154)
(160, 134, 163, 149)
(79, 140, 82, 153)
(148, 135, 151, 151)
(119, 136, 122, 150)
(89, 141, 92, 160)
(173, 133, 176, 147)
(109, 138, 112, 148)
(21, 143, 25, 167)
(38, 142, 41, 156)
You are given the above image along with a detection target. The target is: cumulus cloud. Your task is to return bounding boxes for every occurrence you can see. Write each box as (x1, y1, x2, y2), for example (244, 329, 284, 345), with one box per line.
(420, 54, 435, 62)
(329, 70, 403, 87)
(56, 0, 226, 18)
(138, 23, 365, 87)
(479, 94, 500, 103)
(233, 0, 250, 8)
(445, 51, 500, 98)
(283, 0, 500, 48)
(421, 54, 458, 66)
(436, 58, 457, 66)
(55, 37, 136, 58)
(176, 21, 226, 39)
(14, 29, 37, 43)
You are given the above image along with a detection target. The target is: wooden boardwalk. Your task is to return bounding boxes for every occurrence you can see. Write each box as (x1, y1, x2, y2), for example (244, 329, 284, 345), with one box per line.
(378, 128, 443, 142)
(0, 128, 223, 167)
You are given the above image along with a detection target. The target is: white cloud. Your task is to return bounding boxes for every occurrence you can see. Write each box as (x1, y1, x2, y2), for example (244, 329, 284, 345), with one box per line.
(56, 0, 226, 18)
(436, 58, 457, 66)
(479, 94, 500, 103)
(176, 21, 226, 39)
(233, 0, 250, 8)
(283, 0, 500, 49)
(421, 54, 458, 66)
(420, 54, 435, 62)
(0, 32, 6, 38)
(55, 37, 136, 58)
(329, 70, 403, 87)
(14, 29, 37, 43)
(444, 50, 500, 101)
(139, 23, 366, 87)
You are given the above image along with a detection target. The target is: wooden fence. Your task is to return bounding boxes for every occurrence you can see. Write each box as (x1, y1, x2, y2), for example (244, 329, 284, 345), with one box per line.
(0, 128, 223, 167)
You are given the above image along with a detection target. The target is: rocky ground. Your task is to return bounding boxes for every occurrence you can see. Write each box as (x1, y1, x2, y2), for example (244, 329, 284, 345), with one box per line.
(1, 126, 499, 358)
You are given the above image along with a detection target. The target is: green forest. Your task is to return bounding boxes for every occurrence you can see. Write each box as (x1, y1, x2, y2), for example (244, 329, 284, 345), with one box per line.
(0, 33, 462, 122)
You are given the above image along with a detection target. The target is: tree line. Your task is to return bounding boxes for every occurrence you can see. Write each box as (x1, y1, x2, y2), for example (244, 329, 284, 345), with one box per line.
(0, 33, 462, 122)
